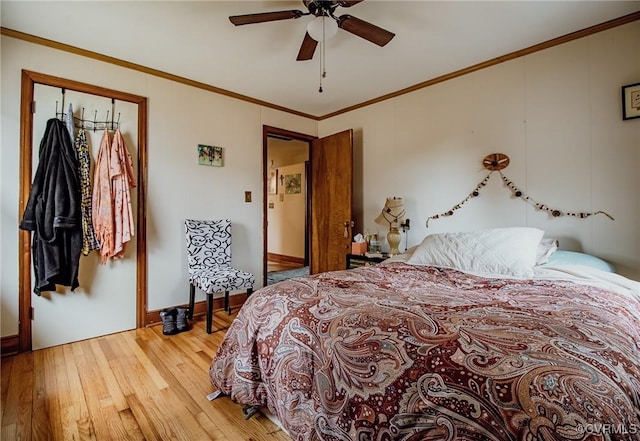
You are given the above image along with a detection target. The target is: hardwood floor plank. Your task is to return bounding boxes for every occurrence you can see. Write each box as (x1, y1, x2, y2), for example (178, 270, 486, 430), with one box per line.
(0, 356, 12, 418)
(60, 405, 81, 440)
(62, 343, 95, 440)
(53, 344, 80, 439)
(155, 387, 213, 440)
(107, 351, 195, 439)
(170, 328, 216, 372)
(42, 346, 64, 438)
(116, 375, 168, 436)
(194, 411, 225, 439)
(99, 401, 145, 441)
(122, 392, 162, 441)
(92, 338, 129, 412)
(75, 342, 122, 440)
(1, 313, 292, 441)
(12, 353, 34, 440)
(31, 350, 53, 440)
(130, 331, 203, 415)
(0, 356, 17, 424)
(120, 330, 169, 391)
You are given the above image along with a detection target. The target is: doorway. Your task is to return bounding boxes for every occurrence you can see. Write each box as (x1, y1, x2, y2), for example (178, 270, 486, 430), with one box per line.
(263, 126, 314, 286)
(262, 126, 355, 286)
(28, 85, 138, 350)
(17, 70, 148, 353)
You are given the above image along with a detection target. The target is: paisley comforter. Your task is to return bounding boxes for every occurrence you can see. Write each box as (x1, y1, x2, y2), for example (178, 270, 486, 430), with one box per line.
(210, 263, 640, 441)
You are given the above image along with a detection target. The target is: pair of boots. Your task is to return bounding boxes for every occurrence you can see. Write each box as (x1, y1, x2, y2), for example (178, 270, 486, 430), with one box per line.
(160, 306, 190, 335)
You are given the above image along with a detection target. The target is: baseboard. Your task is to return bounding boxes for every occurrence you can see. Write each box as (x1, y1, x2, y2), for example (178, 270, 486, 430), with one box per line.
(143, 292, 249, 327)
(267, 252, 305, 265)
(1, 334, 19, 357)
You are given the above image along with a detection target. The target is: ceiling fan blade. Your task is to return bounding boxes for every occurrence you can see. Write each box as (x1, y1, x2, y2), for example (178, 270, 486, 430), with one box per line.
(229, 10, 304, 26)
(336, 1, 365, 7)
(337, 14, 395, 47)
(297, 32, 318, 61)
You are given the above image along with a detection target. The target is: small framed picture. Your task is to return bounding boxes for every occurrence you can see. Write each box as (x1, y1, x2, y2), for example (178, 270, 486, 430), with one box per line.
(622, 82, 640, 120)
(285, 173, 301, 194)
(268, 169, 278, 195)
(197, 144, 224, 166)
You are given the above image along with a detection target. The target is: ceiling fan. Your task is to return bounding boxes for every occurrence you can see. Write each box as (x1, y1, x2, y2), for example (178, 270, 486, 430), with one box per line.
(229, 0, 395, 61)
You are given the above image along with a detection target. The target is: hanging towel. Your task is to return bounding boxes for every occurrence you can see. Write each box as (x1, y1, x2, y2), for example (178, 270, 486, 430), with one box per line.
(92, 129, 114, 264)
(20, 118, 82, 294)
(110, 129, 136, 259)
(75, 128, 100, 254)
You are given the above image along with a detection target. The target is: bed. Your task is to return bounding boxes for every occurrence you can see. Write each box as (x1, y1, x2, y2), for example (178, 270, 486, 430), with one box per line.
(210, 227, 640, 440)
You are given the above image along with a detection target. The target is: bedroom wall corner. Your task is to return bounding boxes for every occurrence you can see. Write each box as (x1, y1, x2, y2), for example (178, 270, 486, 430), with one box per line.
(319, 21, 640, 281)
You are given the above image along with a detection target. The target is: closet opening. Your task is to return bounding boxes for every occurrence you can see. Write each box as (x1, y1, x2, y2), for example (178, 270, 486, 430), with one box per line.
(17, 70, 148, 352)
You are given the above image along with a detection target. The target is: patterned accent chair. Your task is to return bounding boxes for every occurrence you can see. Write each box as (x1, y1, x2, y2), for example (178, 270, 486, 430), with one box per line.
(185, 219, 254, 333)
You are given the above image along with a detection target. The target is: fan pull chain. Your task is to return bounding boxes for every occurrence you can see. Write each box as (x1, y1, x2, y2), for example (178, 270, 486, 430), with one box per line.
(318, 40, 323, 93)
(318, 14, 327, 93)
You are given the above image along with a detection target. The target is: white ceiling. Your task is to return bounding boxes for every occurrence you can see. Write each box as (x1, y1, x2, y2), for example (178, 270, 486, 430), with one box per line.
(2, 1, 639, 118)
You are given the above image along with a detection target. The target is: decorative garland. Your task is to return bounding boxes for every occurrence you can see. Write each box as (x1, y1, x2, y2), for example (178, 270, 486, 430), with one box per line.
(425, 170, 614, 227)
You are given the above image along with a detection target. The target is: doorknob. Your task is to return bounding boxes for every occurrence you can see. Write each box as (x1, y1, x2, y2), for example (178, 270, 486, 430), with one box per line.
(343, 220, 354, 238)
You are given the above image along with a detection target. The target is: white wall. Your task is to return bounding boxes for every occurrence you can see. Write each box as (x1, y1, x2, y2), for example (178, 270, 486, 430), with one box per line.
(267, 163, 307, 259)
(0, 36, 317, 338)
(320, 21, 640, 280)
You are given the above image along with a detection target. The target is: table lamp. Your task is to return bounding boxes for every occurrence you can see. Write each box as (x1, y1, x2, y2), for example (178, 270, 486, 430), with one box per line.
(375, 197, 405, 255)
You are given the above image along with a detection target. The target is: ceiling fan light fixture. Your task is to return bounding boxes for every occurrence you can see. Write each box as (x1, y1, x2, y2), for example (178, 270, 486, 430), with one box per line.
(307, 15, 338, 42)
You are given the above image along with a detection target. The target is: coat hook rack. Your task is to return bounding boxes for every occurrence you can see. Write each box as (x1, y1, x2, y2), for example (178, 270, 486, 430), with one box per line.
(55, 88, 67, 120)
(52, 94, 122, 132)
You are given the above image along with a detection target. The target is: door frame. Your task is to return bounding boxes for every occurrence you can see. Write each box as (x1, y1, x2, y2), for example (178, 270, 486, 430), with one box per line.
(262, 125, 316, 286)
(17, 70, 148, 352)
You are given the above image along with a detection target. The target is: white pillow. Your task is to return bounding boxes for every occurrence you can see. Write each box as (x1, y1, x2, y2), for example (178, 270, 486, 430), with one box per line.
(536, 237, 559, 265)
(407, 227, 544, 278)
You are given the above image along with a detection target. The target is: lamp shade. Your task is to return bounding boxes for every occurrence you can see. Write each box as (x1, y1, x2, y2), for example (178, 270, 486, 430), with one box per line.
(307, 15, 338, 42)
(375, 197, 405, 228)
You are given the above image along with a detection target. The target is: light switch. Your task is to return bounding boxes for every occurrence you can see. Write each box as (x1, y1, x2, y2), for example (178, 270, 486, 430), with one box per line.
(244, 191, 252, 202)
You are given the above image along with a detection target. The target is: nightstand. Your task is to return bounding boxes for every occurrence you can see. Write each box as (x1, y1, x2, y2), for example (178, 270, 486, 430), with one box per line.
(346, 253, 389, 269)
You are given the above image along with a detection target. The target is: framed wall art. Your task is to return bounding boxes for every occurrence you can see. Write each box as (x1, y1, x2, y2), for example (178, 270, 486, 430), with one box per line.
(285, 173, 301, 194)
(622, 82, 640, 120)
(268, 169, 278, 195)
(198, 144, 224, 166)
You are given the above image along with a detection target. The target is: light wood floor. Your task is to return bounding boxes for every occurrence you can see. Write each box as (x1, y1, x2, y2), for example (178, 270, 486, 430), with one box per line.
(266, 261, 304, 272)
(1, 312, 290, 441)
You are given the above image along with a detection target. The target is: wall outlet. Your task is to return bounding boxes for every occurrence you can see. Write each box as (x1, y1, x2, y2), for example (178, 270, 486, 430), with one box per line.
(244, 191, 252, 202)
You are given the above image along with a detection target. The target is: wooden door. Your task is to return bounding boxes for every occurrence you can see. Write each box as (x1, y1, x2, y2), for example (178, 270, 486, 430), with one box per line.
(310, 129, 353, 274)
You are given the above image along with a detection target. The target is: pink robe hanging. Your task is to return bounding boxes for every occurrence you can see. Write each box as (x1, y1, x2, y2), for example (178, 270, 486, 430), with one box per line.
(92, 128, 136, 263)
(110, 129, 136, 259)
(92, 129, 114, 264)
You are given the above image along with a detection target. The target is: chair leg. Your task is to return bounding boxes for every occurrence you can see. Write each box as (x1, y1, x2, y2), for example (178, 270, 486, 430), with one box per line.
(225, 291, 230, 315)
(188, 283, 196, 320)
(206, 293, 213, 334)
(247, 287, 253, 297)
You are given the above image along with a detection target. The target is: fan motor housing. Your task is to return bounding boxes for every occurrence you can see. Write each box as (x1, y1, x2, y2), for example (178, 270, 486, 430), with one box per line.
(304, 0, 339, 17)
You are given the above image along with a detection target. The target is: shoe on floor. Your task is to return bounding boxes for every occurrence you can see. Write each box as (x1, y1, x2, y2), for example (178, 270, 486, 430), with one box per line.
(176, 306, 190, 333)
(160, 308, 178, 335)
